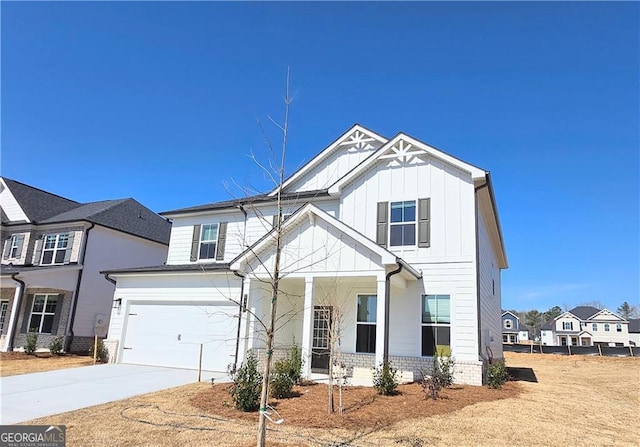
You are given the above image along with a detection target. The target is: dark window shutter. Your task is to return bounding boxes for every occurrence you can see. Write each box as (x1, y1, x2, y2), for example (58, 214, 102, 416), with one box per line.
(418, 198, 431, 248)
(190, 225, 201, 262)
(21, 294, 35, 333)
(216, 222, 227, 261)
(51, 294, 65, 335)
(376, 202, 388, 247)
(2, 239, 10, 260)
(63, 233, 75, 264)
(33, 237, 44, 265)
(14, 235, 25, 258)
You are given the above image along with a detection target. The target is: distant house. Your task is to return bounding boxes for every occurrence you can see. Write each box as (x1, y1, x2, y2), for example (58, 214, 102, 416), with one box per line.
(539, 306, 629, 347)
(629, 319, 640, 347)
(0, 177, 170, 353)
(501, 310, 530, 343)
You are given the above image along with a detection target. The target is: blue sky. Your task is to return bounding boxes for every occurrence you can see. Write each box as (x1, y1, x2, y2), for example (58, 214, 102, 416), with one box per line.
(2, 2, 638, 313)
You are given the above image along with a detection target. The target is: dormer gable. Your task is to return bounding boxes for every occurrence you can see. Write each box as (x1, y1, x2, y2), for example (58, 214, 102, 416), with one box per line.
(269, 124, 387, 196)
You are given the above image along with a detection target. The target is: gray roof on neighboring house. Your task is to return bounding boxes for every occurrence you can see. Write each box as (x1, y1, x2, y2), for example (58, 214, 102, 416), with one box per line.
(102, 263, 231, 275)
(3, 178, 80, 222)
(0, 263, 82, 276)
(161, 189, 330, 216)
(541, 320, 554, 330)
(629, 319, 640, 334)
(568, 306, 601, 320)
(2, 178, 170, 245)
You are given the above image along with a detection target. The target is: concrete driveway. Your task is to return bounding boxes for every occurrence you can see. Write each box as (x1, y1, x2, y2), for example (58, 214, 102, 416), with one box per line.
(0, 364, 229, 424)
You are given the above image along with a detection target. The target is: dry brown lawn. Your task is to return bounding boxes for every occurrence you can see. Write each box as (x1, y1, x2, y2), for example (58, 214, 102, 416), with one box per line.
(0, 352, 95, 377)
(23, 352, 640, 446)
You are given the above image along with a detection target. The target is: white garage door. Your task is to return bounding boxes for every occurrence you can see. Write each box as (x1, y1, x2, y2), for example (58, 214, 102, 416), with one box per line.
(122, 302, 239, 372)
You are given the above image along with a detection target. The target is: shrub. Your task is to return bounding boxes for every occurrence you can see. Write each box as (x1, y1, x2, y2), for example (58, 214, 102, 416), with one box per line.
(229, 353, 263, 412)
(270, 358, 294, 398)
(373, 361, 399, 396)
(49, 336, 64, 355)
(287, 342, 303, 385)
(420, 353, 456, 400)
(24, 330, 38, 354)
(486, 359, 508, 389)
(89, 339, 108, 363)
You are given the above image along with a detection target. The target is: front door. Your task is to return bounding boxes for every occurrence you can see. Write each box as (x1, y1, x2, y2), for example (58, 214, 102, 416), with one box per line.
(311, 306, 332, 373)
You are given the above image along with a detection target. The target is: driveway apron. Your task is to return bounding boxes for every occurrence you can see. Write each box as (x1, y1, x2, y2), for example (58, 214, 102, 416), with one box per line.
(0, 364, 227, 424)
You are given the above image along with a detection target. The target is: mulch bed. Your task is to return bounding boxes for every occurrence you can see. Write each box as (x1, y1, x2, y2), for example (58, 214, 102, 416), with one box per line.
(190, 381, 520, 430)
(0, 351, 61, 360)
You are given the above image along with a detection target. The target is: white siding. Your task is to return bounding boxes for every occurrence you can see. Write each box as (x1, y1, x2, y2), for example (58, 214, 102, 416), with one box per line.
(74, 226, 168, 338)
(0, 180, 29, 222)
(286, 141, 383, 193)
(477, 209, 503, 360)
(339, 155, 476, 263)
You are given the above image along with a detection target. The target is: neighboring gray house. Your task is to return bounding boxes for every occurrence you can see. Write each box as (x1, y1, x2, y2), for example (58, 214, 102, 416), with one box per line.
(0, 177, 170, 352)
(540, 306, 630, 347)
(501, 310, 530, 343)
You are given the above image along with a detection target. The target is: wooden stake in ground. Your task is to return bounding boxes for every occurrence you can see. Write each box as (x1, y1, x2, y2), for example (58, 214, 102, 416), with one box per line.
(93, 335, 98, 365)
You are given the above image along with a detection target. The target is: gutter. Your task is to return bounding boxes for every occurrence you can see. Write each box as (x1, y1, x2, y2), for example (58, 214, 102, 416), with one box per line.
(474, 178, 490, 361)
(383, 260, 404, 362)
(5, 273, 25, 351)
(232, 271, 246, 375)
(65, 222, 95, 352)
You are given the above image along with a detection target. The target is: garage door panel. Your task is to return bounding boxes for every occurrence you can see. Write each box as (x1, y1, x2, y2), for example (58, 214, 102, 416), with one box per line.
(122, 303, 238, 372)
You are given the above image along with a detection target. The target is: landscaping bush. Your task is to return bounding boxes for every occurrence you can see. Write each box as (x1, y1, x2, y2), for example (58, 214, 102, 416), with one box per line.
(24, 330, 38, 354)
(287, 342, 303, 385)
(270, 358, 294, 398)
(89, 339, 108, 363)
(486, 359, 508, 389)
(229, 353, 263, 412)
(373, 361, 399, 396)
(49, 336, 64, 355)
(420, 353, 456, 400)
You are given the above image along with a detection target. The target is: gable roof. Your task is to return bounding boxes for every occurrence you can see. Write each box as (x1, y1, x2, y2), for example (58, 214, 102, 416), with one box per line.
(230, 202, 421, 280)
(2, 178, 80, 223)
(502, 310, 520, 320)
(1, 177, 170, 245)
(567, 306, 604, 320)
(268, 124, 388, 197)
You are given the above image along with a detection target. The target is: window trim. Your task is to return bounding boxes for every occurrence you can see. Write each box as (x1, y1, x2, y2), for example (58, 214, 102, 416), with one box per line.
(9, 235, 21, 258)
(592, 323, 598, 332)
(562, 321, 574, 331)
(503, 319, 513, 329)
(41, 233, 70, 265)
(421, 294, 451, 357)
(616, 323, 622, 333)
(28, 294, 58, 334)
(355, 294, 377, 354)
(198, 223, 219, 260)
(604, 323, 610, 332)
(389, 200, 416, 247)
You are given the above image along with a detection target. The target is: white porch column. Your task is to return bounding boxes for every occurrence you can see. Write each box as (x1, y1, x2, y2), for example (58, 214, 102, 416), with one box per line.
(300, 276, 314, 378)
(2, 283, 24, 352)
(375, 276, 386, 367)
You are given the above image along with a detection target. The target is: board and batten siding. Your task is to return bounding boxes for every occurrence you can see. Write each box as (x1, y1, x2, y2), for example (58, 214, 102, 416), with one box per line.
(166, 200, 340, 265)
(477, 206, 503, 360)
(339, 156, 476, 263)
(285, 140, 383, 193)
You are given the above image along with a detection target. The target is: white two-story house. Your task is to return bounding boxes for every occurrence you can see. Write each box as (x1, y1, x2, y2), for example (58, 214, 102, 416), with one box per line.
(104, 124, 508, 386)
(0, 177, 170, 353)
(540, 306, 630, 347)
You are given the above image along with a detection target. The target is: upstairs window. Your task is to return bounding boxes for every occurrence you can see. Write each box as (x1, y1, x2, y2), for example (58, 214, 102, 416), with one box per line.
(199, 224, 219, 259)
(503, 319, 513, 329)
(616, 323, 622, 332)
(3, 234, 24, 260)
(592, 323, 598, 332)
(422, 294, 451, 356)
(390, 201, 416, 246)
(604, 323, 610, 332)
(41, 234, 71, 265)
(562, 321, 574, 331)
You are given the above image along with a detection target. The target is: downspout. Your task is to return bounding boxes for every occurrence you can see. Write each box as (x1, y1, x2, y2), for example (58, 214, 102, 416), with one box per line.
(231, 203, 249, 374)
(474, 177, 490, 362)
(5, 273, 25, 351)
(383, 261, 403, 363)
(65, 222, 95, 352)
